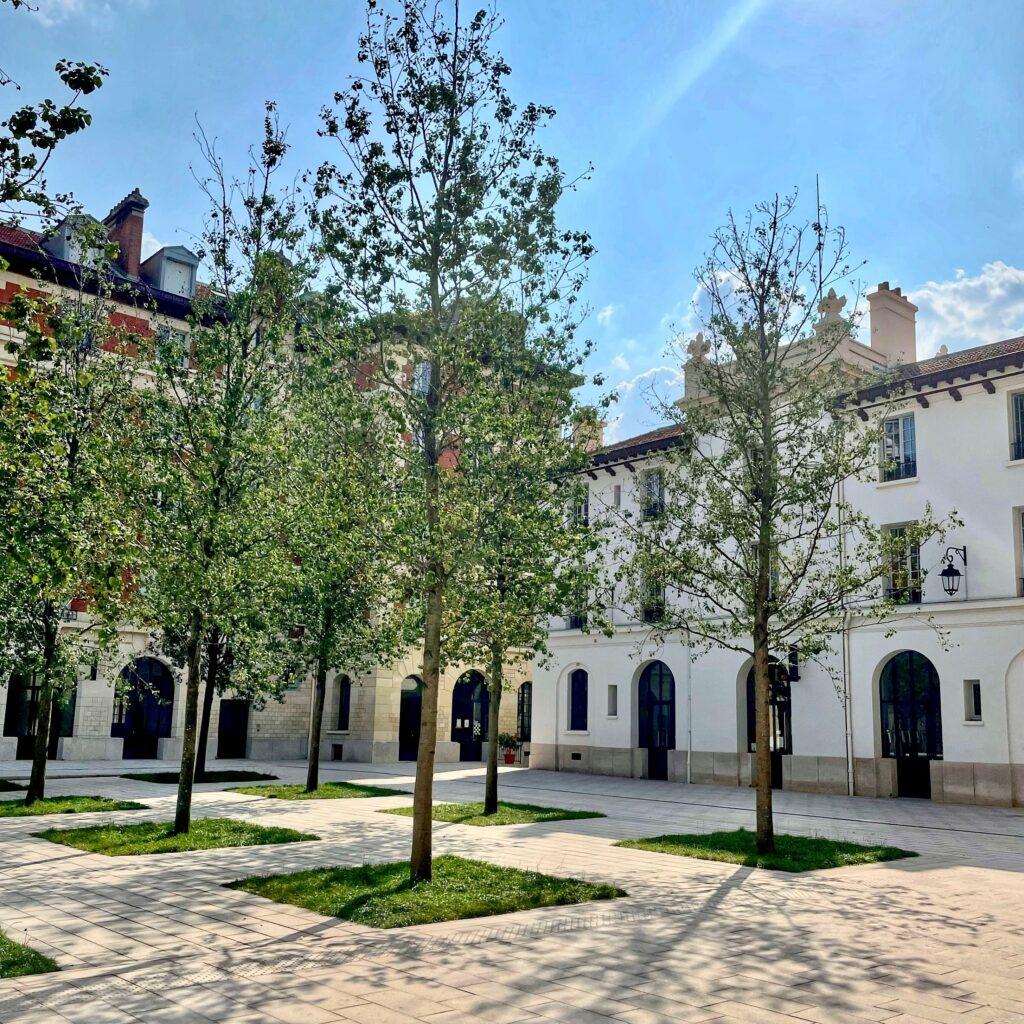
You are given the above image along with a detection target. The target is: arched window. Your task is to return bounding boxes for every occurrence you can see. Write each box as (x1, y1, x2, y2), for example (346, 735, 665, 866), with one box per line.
(568, 669, 588, 731)
(337, 675, 352, 731)
(517, 682, 533, 741)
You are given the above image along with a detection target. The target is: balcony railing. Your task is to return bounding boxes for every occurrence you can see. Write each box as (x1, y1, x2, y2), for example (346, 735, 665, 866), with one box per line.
(881, 456, 917, 482)
(1011, 438, 1024, 462)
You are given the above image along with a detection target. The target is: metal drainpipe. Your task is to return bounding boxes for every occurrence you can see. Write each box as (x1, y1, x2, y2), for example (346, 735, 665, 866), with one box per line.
(843, 609, 855, 796)
(838, 476, 855, 796)
(685, 624, 693, 784)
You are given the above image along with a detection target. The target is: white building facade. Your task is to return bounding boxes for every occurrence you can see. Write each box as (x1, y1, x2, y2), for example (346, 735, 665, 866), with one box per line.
(532, 285, 1024, 807)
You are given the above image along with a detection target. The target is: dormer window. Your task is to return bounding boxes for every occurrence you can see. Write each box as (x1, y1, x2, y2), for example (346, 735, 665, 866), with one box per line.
(881, 413, 916, 482)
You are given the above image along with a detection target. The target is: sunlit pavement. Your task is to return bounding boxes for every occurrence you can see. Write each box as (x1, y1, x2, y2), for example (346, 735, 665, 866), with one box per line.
(2, 759, 1024, 1023)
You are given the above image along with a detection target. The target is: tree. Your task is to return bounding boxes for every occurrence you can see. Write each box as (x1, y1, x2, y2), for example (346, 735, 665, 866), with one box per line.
(1, 0, 108, 223)
(0, 236, 140, 804)
(284, 332, 405, 793)
(314, 0, 592, 882)
(446, 354, 606, 815)
(133, 110, 306, 833)
(620, 194, 951, 852)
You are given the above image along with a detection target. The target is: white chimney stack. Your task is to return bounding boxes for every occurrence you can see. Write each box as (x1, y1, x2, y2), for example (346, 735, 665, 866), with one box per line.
(867, 282, 918, 365)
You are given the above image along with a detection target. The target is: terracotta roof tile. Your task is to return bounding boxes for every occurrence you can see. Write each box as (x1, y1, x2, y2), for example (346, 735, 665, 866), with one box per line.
(0, 224, 44, 249)
(903, 335, 1024, 378)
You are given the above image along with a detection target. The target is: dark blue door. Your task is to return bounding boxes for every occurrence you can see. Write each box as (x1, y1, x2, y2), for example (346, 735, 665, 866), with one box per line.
(112, 658, 174, 759)
(451, 671, 489, 761)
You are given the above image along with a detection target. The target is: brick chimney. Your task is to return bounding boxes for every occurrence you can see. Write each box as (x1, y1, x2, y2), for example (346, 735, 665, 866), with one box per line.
(867, 282, 918, 365)
(572, 417, 606, 453)
(103, 188, 149, 278)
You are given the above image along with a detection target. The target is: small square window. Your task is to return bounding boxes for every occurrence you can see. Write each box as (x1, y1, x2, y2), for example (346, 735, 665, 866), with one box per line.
(607, 684, 618, 717)
(964, 680, 982, 722)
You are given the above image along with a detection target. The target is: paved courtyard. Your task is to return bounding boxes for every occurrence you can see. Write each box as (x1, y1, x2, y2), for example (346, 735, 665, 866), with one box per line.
(1, 759, 1024, 1023)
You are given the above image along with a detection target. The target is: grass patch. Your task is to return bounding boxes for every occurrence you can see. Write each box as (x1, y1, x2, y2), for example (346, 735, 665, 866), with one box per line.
(229, 780, 407, 800)
(35, 817, 317, 856)
(0, 779, 25, 792)
(616, 828, 917, 872)
(0, 795, 146, 818)
(0, 930, 57, 979)
(382, 801, 604, 826)
(227, 854, 623, 928)
(122, 770, 278, 784)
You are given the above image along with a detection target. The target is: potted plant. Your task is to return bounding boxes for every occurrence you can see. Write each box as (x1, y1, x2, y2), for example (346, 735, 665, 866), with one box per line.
(497, 733, 519, 765)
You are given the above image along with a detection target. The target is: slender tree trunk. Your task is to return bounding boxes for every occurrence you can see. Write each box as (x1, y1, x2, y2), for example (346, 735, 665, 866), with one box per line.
(194, 628, 220, 783)
(753, 640, 774, 852)
(410, 578, 443, 884)
(483, 644, 502, 815)
(25, 602, 58, 805)
(174, 608, 205, 835)
(306, 607, 334, 793)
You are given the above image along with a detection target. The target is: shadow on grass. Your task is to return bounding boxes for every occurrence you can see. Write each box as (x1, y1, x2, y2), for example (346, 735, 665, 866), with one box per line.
(0, 796, 146, 818)
(227, 854, 624, 928)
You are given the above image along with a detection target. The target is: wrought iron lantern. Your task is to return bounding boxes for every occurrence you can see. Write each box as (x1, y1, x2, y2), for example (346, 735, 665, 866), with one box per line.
(939, 546, 967, 597)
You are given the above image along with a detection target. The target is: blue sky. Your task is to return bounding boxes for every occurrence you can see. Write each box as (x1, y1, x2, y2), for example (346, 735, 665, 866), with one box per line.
(5, 0, 1024, 439)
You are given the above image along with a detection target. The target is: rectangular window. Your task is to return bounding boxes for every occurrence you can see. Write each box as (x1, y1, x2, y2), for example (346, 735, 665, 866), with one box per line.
(881, 414, 916, 481)
(641, 577, 666, 623)
(569, 671, 588, 731)
(964, 680, 982, 722)
(641, 469, 665, 521)
(574, 484, 590, 527)
(885, 525, 922, 603)
(613, 484, 621, 508)
(607, 684, 618, 717)
(1019, 509, 1024, 597)
(1012, 393, 1024, 461)
(337, 677, 352, 731)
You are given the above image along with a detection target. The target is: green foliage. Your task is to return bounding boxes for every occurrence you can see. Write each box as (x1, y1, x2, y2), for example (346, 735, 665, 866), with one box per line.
(0, 929, 58, 979)
(0, 228, 144, 800)
(230, 781, 408, 799)
(0, 795, 145, 817)
(227, 854, 623, 928)
(1, 0, 108, 222)
(122, 770, 277, 785)
(35, 817, 317, 855)
(616, 829, 917, 872)
(382, 801, 605, 826)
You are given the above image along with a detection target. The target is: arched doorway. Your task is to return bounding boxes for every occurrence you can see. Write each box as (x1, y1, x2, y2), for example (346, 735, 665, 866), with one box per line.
(111, 658, 174, 759)
(3, 672, 76, 760)
(451, 670, 489, 762)
(879, 651, 942, 798)
(399, 676, 423, 761)
(638, 662, 675, 780)
(517, 682, 532, 742)
(746, 661, 792, 789)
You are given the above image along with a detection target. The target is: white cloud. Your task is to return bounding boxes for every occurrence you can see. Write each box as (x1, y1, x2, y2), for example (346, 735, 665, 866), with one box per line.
(32, 0, 148, 28)
(604, 365, 685, 443)
(141, 230, 165, 262)
(610, 353, 630, 373)
(596, 303, 619, 327)
(909, 261, 1024, 358)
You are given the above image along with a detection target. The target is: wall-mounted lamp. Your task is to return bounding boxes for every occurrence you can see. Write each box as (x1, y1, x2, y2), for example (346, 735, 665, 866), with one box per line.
(939, 546, 967, 597)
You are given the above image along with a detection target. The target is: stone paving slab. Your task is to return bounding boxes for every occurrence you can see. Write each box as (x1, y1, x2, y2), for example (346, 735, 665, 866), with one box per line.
(2, 760, 1024, 1022)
